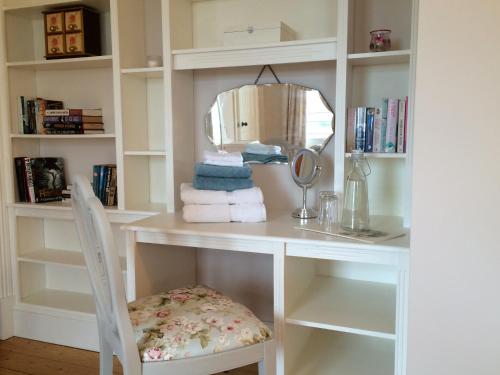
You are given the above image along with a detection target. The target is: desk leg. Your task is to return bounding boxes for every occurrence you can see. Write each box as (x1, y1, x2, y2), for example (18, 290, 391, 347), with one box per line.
(125, 231, 137, 302)
(395, 268, 409, 375)
(273, 250, 285, 375)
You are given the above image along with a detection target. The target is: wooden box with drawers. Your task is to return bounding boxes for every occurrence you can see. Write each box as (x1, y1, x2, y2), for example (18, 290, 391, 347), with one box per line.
(43, 6, 101, 59)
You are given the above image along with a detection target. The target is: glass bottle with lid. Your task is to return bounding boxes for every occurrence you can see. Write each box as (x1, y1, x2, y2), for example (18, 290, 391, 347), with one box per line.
(341, 150, 371, 231)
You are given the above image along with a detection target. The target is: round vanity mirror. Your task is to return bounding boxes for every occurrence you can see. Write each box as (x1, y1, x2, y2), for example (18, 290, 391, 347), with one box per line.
(290, 148, 322, 219)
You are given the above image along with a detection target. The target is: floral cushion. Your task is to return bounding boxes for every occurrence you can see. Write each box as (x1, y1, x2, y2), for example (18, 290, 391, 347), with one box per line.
(128, 285, 272, 362)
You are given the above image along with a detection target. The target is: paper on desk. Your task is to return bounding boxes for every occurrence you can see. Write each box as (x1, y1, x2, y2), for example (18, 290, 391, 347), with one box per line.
(294, 222, 406, 244)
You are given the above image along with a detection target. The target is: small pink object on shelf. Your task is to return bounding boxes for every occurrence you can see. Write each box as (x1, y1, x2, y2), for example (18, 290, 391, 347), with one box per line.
(369, 29, 391, 52)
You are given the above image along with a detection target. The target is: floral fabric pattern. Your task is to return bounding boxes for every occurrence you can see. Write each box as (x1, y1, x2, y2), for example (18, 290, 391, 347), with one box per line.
(128, 285, 272, 362)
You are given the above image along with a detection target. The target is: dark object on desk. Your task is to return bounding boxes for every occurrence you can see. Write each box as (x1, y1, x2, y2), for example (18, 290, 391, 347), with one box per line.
(43, 6, 101, 59)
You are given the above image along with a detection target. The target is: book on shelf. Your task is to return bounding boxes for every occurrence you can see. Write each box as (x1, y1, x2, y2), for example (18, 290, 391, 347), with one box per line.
(14, 157, 66, 203)
(365, 108, 375, 152)
(17, 97, 63, 134)
(42, 108, 104, 135)
(397, 98, 406, 153)
(347, 97, 408, 154)
(92, 164, 117, 207)
(385, 99, 399, 153)
(45, 108, 103, 117)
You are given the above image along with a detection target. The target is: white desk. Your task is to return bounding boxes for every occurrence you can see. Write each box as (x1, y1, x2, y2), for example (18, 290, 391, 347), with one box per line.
(122, 213, 410, 375)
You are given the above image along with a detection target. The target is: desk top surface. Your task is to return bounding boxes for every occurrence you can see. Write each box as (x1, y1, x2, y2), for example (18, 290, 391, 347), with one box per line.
(123, 212, 410, 254)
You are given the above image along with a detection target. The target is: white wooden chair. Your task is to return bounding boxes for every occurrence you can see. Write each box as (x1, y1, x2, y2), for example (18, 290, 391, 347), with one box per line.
(72, 175, 275, 375)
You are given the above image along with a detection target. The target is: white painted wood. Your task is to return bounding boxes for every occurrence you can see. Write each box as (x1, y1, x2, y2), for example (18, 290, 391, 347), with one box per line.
(190, 0, 337, 49)
(20, 288, 95, 314)
(124, 151, 167, 156)
(18, 248, 127, 271)
(10, 134, 116, 139)
(286, 326, 394, 375)
(348, 50, 411, 66)
(121, 67, 164, 78)
(286, 276, 396, 340)
(14, 305, 99, 351)
(173, 38, 337, 70)
(6, 55, 113, 70)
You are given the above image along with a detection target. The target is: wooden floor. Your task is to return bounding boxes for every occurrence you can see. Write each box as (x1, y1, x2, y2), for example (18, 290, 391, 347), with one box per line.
(0, 337, 258, 375)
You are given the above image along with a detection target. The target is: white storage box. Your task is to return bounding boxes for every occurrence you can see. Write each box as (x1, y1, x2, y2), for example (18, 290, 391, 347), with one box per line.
(223, 22, 296, 46)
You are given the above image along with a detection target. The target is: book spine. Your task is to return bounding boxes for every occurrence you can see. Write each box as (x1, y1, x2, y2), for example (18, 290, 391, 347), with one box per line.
(23, 99, 30, 134)
(44, 109, 70, 116)
(43, 123, 83, 130)
(28, 100, 36, 134)
(346, 108, 356, 153)
(41, 129, 84, 135)
(45, 109, 103, 116)
(397, 98, 406, 153)
(365, 108, 375, 152)
(98, 165, 106, 203)
(404, 96, 409, 152)
(24, 158, 35, 203)
(92, 165, 99, 197)
(18, 96, 25, 134)
(372, 108, 383, 153)
(104, 167, 112, 206)
(43, 115, 84, 123)
(34, 99, 43, 134)
(107, 166, 117, 207)
(14, 158, 27, 202)
(385, 99, 399, 152)
(355, 107, 367, 151)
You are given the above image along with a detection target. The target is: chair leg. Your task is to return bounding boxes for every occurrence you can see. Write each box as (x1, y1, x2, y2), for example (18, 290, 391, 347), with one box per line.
(99, 333, 114, 375)
(258, 341, 276, 375)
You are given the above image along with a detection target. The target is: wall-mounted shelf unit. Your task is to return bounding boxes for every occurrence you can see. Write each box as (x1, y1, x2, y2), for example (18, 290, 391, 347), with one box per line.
(0, 0, 416, 371)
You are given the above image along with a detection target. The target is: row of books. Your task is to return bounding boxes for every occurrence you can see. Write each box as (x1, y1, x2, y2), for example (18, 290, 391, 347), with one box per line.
(14, 157, 66, 203)
(346, 97, 408, 154)
(18, 96, 105, 135)
(43, 108, 104, 135)
(93, 164, 117, 207)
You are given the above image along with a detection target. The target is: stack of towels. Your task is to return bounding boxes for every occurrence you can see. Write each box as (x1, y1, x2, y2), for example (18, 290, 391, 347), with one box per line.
(242, 142, 288, 164)
(182, 151, 267, 223)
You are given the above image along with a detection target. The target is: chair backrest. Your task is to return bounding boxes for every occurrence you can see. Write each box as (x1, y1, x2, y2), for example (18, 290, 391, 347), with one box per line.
(72, 175, 140, 371)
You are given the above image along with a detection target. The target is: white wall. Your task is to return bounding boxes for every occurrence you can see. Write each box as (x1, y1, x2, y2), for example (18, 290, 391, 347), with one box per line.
(408, 1, 500, 374)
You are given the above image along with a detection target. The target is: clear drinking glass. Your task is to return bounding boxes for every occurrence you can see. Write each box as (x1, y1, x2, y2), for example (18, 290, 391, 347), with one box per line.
(341, 151, 371, 231)
(317, 191, 339, 229)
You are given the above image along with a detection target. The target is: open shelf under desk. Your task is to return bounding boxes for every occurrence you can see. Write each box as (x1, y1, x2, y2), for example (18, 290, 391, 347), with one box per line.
(172, 37, 337, 70)
(20, 289, 96, 315)
(6, 55, 113, 71)
(18, 248, 126, 273)
(288, 329, 394, 375)
(348, 50, 411, 66)
(286, 276, 396, 340)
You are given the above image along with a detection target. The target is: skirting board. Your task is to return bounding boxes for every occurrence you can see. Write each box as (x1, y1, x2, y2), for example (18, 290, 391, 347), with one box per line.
(0, 296, 14, 339)
(14, 307, 99, 351)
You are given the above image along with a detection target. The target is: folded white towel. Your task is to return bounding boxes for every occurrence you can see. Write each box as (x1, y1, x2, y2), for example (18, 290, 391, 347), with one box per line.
(182, 203, 267, 223)
(245, 142, 282, 155)
(203, 151, 243, 167)
(181, 183, 264, 205)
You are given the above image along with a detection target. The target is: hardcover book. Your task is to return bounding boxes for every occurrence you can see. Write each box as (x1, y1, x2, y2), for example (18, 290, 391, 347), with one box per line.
(397, 98, 406, 153)
(385, 99, 399, 153)
(365, 108, 375, 152)
(31, 158, 66, 202)
(373, 108, 383, 153)
(45, 108, 103, 117)
(355, 107, 367, 151)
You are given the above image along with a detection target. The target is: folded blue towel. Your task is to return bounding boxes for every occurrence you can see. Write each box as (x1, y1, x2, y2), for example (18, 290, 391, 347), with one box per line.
(193, 175, 254, 192)
(242, 152, 289, 164)
(195, 162, 252, 179)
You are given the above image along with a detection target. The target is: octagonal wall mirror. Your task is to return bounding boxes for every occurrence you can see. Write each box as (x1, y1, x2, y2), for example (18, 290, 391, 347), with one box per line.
(205, 83, 335, 161)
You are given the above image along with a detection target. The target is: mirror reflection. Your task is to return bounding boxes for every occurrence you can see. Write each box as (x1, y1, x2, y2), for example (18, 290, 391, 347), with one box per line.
(205, 83, 334, 162)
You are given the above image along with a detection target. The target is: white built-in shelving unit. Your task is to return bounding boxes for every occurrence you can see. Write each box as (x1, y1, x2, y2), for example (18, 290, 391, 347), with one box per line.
(0, 0, 416, 371)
